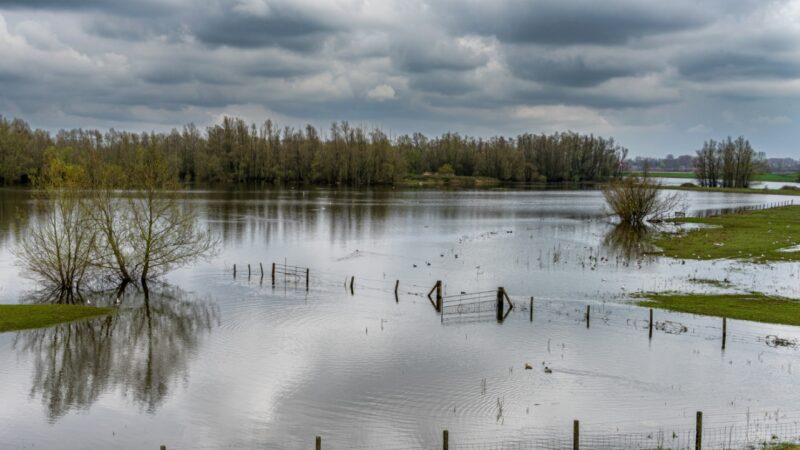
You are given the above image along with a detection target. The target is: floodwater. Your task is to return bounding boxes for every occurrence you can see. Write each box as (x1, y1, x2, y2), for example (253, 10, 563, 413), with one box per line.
(1, 188, 799, 449)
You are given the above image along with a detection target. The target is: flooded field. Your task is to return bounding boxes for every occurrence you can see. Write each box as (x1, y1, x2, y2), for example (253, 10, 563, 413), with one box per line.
(1, 188, 800, 449)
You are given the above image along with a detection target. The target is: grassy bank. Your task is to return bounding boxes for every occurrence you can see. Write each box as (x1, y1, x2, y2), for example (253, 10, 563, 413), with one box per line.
(636, 292, 800, 326)
(627, 171, 798, 182)
(652, 205, 800, 262)
(0, 304, 114, 332)
(398, 174, 501, 188)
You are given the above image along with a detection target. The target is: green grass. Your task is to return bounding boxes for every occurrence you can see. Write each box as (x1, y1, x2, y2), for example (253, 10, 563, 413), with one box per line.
(0, 304, 114, 333)
(652, 205, 800, 262)
(636, 292, 800, 326)
(627, 171, 798, 182)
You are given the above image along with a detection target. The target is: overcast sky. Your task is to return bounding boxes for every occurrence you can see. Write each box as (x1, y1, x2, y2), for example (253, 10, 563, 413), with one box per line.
(0, 0, 798, 157)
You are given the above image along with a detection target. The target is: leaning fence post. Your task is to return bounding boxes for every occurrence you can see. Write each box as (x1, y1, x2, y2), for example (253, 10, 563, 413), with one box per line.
(316, 436, 321, 450)
(696, 411, 702, 450)
(722, 317, 727, 350)
(350, 276, 355, 295)
(260, 262, 264, 278)
(649, 308, 654, 339)
(443, 429, 449, 450)
(496, 287, 505, 322)
(395, 280, 400, 302)
(573, 420, 579, 450)
(248, 264, 251, 278)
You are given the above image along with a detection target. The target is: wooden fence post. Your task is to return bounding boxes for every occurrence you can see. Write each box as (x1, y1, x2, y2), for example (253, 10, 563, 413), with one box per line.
(586, 305, 590, 329)
(722, 317, 727, 350)
(649, 308, 654, 339)
(271, 262, 276, 286)
(443, 429, 449, 450)
(395, 280, 400, 302)
(350, 276, 355, 295)
(160, 446, 166, 450)
(260, 262, 264, 278)
(248, 264, 251, 278)
(496, 287, 505, 322)
(436, 280, 443, 312)
(530, 297, 533, 322)
(696, 411, 702, 450)
(573, 420, 579, 450)
(316, 436, 321, 450)
(306, 268, 310, 291)
(233, 264, 236, 278)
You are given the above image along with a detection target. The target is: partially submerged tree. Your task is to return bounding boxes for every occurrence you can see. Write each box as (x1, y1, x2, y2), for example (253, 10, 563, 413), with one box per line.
(602, 176, 684, 225)
(126, 145, 217, 284)
(15, 149, 96, 299)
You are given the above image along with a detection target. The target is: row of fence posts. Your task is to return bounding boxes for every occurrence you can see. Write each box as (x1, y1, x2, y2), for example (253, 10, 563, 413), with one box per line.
(233, 262, 310, 291)
(159, 411, 708, 450)
(232, 265, 731, 348)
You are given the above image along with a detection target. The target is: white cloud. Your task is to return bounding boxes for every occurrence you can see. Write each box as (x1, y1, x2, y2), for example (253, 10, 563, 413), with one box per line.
(366, 84, 397, 101)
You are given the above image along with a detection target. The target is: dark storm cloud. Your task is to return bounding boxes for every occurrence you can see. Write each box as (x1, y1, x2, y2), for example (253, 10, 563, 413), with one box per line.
(439, 0, 710, 45)
(192, 7, 337, 50)
(0, 0, 175, 15)
(507, 53, 641, 87)
(677, 51, 800, 82)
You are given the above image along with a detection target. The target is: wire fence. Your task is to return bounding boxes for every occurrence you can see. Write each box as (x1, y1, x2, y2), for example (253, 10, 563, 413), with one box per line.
(157, 410, 800, 449)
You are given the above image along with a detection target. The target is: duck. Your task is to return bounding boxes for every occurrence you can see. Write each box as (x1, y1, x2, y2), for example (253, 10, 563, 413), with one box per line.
(544, 366, 552, 374)
(524, 363, 533, 370)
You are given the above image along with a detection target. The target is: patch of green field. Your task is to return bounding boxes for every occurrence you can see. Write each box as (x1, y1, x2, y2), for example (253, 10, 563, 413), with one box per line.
(0, 304, 114, 333)
(636, 292, 800, 326)
(627, 171, 798, 182)
(652, 205, 800, 262)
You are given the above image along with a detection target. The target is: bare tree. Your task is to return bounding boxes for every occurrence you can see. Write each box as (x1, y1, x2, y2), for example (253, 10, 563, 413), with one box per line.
(15, 194, 97, 298)
(126, 145, 217, 284)
(602, 176, 684, 225)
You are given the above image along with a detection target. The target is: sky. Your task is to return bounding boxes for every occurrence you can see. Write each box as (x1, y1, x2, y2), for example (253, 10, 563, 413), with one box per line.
(0, 0, 798, 157)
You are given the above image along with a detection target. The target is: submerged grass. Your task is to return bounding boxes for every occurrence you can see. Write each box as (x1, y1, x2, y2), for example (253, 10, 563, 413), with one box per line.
(0, 304, 114, 332)
(651, 205, 800, 262)
(688, 277, 731, 288)
(636, 292, 800, 326)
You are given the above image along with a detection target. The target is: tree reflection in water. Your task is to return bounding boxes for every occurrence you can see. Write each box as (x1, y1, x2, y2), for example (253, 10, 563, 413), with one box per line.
(602, 223, 660, 261)
(13, 283, 219, 422)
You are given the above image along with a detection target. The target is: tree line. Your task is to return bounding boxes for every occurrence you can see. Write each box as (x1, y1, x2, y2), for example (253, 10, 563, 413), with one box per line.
(0, 116, 628, 186)
(694, 137, 764, 188)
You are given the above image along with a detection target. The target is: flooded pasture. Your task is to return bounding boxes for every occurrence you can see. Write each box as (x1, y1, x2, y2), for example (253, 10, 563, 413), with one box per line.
(1, 188, 800, 449)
